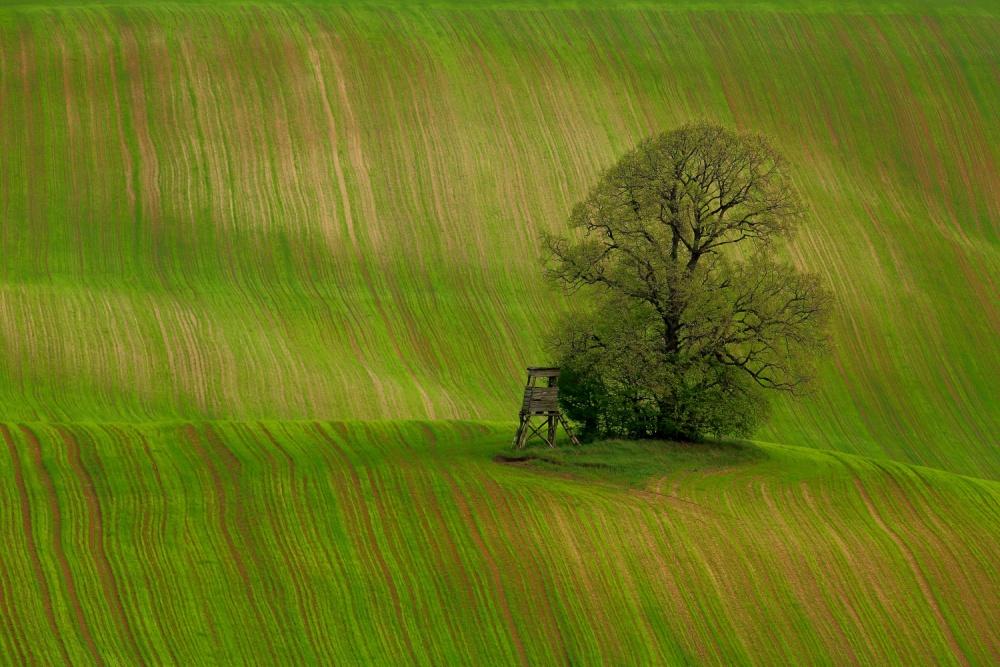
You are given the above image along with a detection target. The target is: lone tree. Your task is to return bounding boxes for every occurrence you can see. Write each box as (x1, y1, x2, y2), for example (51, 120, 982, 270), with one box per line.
(543, 121, 832, 441)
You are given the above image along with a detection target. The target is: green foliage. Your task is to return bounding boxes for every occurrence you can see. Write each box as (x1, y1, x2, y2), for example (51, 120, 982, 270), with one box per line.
(546, 123, 828, 441)
(554, 298, 774, 441)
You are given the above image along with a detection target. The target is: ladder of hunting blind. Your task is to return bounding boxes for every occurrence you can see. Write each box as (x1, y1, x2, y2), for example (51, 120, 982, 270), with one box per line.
(512, 367, 580, 449)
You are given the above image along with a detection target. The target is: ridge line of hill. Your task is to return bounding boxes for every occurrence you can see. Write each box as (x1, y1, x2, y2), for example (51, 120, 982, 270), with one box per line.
(4, 417, 999, 487)
(1, 1, 998, 17)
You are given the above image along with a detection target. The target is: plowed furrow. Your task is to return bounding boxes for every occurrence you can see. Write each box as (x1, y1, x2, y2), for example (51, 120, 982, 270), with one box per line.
(180, 425, 278, 664)
(19, 425, 102, 666)
(313, 422, 420, 664)
(57, 427, 146, 665)
(435, 469, 529, 666)
(256, 423, 326, 660)
(852, 474, 971, 667)
(1, 425, 49, 665)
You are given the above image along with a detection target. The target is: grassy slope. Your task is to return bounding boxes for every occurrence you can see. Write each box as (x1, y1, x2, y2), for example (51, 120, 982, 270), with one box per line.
(0, 3, 999, 477)
(0, 420, 997, 665)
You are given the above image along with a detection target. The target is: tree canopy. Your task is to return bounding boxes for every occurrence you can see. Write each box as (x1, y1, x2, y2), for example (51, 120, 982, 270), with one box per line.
(543, 121, 832, 441)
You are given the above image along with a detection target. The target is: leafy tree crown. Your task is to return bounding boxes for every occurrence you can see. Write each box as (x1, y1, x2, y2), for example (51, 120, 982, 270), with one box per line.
(543, 121, 831, 441)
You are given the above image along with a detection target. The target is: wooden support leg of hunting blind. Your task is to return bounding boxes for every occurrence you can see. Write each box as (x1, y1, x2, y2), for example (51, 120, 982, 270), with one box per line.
(560, 414, 581, 446)
(513, 415, 525, 449)
(513, 414, 546, 449)
(512, 412, 580, 449)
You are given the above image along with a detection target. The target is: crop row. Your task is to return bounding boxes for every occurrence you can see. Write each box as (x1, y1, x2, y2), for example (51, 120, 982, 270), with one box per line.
(0, 6, 999, 477)
(0, 420, 996, 664)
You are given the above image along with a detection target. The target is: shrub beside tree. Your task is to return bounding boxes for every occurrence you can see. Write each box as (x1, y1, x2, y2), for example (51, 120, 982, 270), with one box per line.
(543, 121, 832, 442)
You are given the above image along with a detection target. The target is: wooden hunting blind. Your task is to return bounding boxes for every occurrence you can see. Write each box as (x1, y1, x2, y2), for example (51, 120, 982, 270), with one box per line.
(512, 367, 580, 449)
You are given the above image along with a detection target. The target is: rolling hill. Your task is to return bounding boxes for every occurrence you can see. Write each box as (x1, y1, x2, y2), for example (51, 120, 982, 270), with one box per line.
(0, 420, 998, 664)
(0, 1, 998, 476)
(1, 1, 999, 664)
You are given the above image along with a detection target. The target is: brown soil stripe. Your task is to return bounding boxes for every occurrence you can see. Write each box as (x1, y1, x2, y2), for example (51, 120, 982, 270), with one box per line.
(258, 423, 333, 659)
(293, 455, 360, 647)
(398, 466, 476, 652)
(235, 422, 323, 661)
(57, 427, 146, 666)
(109, 426, 181, 666)
(20, 28, 50, 278)
(1, 424, 46, 666)
(183, 548, 223, 652)
(305, 32, 436, 419)
(0, 555, 30, 665)
(853, 475, 971, 667)
(543, 496, 615, 662)
(56, 26, 84, 275)
(433, 469, 529, 666)
(418, 471, 479, 610)
(295, 421, 384, 645)
(19, 425, 103, 666)
(408, 423, 482, 645)
(313, 422, 419, 664)
(205, 424, 296, 615)
(119, 23, 162, 239)
(361, 465, 427, 647)
(478, 478, 567, 659)
(799, 481, 881, 660)
(624, 502, 713, 663)
(758, 481, 857, 663)
(180, 425, 279, 664)
(0, 569, 30, 665)
(872, 463, 1000, 661)
(104, 24, 136, 246)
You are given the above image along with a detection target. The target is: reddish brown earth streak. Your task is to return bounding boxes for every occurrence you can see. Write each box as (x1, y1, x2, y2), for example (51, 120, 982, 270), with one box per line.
(113, 426, 182, 666)
(180, 425, 279, 665)
(57, 427, 147, 665)
(2, 424, 54, 665)
(435, 470, 530, 666)
(314, 422, 420, 664)
(417, 424, 481, 608)
(204, 424, 305, 660)
(851, 473, 971, 667)
(252, 423, 325, 661)
(19, 426, 103, 666)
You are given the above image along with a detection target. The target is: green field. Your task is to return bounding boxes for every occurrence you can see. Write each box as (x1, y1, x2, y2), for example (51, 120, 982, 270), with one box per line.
(2, 1, 999, 475)
(0, 421, 997, 664)
(1, 0, 999, 664)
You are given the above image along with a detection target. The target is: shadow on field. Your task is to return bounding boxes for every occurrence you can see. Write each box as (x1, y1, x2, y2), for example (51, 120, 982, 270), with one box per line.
(493, 438, 767, 487)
